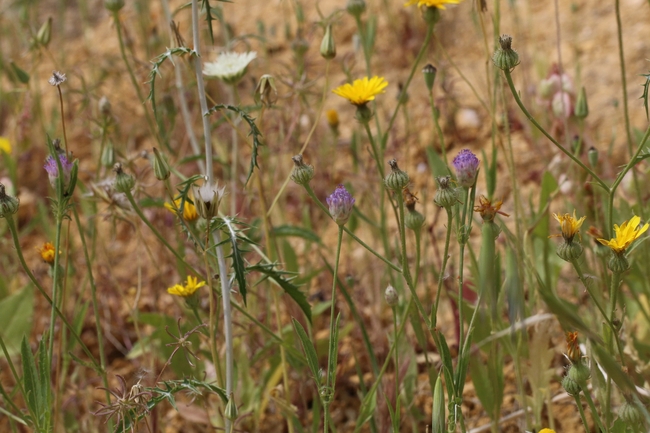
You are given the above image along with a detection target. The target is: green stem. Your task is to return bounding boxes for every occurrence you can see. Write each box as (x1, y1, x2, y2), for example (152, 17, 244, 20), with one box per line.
(581, 387, 606, 433)
(431, 207, 453, 329)
(392, 305, 399, 429)
(502, 70, 607, 191)
(324, 227, 344, 433)
(573, 394, 591, 433)
(47, 213, 63, 371)
(429, 91, 448, 168)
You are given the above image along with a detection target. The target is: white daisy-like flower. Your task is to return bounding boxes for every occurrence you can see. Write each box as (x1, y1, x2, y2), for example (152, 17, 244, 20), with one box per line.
(203, 51, 257, 84)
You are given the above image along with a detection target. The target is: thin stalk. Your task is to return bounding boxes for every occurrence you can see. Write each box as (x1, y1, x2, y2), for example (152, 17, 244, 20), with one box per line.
(56, 86, 68, 154)
(203, 219, 222, 388)
(429, 91, 448, 168)
(431, 207, 453, 328)
(324, 227, 344, 433)
(581, 387, 606, 433)
(47, 213, 63, 371)
(213, 227, 234, 433)
(502, 70, 608, 191)
(391, 305, 399, 428)
(457, 186, 477, 348)
(573, 394, 590, 433)
(605, 270, 623, 426)
(191, 0, 214, 179)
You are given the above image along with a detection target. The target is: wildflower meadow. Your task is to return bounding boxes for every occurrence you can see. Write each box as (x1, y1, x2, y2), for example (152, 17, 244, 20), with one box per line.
(2, 0, 650, 432)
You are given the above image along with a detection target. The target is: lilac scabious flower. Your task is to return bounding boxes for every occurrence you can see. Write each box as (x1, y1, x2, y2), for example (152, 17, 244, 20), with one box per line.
(44, 154, 73, 188)
(452, 149, 480, 188)
(327, 185, 355, 226)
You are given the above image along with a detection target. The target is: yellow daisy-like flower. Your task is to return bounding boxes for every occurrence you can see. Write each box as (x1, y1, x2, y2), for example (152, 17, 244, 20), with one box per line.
(404, 0, 461, 9)
(0, 137, 11, 155)
(551, 211, 586, 243)
(167, 275, 206, 297)
(332, 76, 388, 106)
(164, 197, 198, 222)
(538, 429, 556, 433)
(37, 242, 57, 264)
(597, 215, 649, 254)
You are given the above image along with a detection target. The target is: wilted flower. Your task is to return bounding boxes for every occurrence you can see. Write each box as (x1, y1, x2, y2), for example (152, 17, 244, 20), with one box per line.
(254, 74, 277, 106)
(38, 242, 57, 264)
(452, 149, 479, 188)
(48, 70, 66, 86)
(203, 52, 257, 85)
(327, 184, 355, 226)
(167, 275, 206, 297)
(404, 0, 461, 9)
(332, 76, 388, 106)
(565, 331, 582, 364)
(597, 216, 649, 254)
(164, 197, 198, 222)
(44, 154, 73, 188)
(192, 178, 226, 220)
(474, 195, 509, 221)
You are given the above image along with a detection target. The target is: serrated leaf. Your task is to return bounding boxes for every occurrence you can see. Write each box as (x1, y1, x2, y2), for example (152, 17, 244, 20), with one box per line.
(221, 218, 248, 305)
(291, 319, 320, 381)
(146, 47, 194, 123)
(271, 225, 322, 244)
(0, 286, 34, 356)
(249, 263, 311, 323)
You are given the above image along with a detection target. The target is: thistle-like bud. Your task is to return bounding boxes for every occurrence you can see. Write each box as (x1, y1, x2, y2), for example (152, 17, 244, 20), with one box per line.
(255, 74, 278, 107)
(36, 17, 52, 48)
(492, 35, 520, 72)
(113, 163, 135, 193)
(152, 148, 171, 181)
(588, 146, 598, 168)
(384, 159, 410, 192)
(561, 374, 581, 396)
(434, 176, 458, 209)
(421, 5, 441, 25)
(225, 394, 238, 421)
(608, 253, 630, 273)
(346, 0, 366, 17)
(567, 362, 591, 385)
(44, 153, 73, 189)
(618, 401, 642, 426)
(384, 285, 398, 307)
(556, 241, 583, 262)
(0, 183, 19, 218)
(354, 104, 373, 124)
(452, 149, 480, 188)
(192, 178, 226, 220)
(326, 184, 355, 226)
(405, 208, 425, 232)
(574, 86, 589, 119)
(320, 24, 336, 60)
(290, 155, 314, 186)
(104, 0, 125, 12)
(422, 64, 437, 92)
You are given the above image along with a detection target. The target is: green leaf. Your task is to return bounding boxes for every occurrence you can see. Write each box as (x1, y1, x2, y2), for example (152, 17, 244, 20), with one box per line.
(9, 61, 30, 84)
(221, 218, 249, 305)
(592, 345, 635, 394)
(146, 47, 194, 125)
(271, 225, 322, 244)
(21, 337, 39, 417)
(470, 353, 495, 418)
(291, 319, 320, 382)
(0, 286, 34, 356)
(249, 263, 312, 323)
(425, 146, 451, 179)
(205, 104, 264, 184)
(326, 313, 341, 389)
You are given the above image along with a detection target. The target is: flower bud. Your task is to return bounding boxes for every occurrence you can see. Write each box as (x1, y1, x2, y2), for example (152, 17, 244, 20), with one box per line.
(36, 17, 52, 48)
(618, 401, 642, 426)
(588, 146, 598, 168)
(384, 159, 410, 192)
(556, 241, 583, 262)
(384, 285, 398, 307)
(326, 109, 339, 133)
(0, 183, 19, 218)
(434, 176, 458, 209)
(101, 143, 115, 167)
(492, 35, 520, 72)
(192, 178, 226, 220)
(567, 362, 590, 384)
(225, 394, 238, 421)
(346, 0, 366, 17)
(104, 0, 125, 12)
(561, 375, 581, 396)
(290, 155, 314, 186)
(152, 147, 171, 181)
(452, 149, 480, 188)
(405, 208, 425, 232)
(320, 24, 336, 60)
(44, 153, 73, 189)
(551, 91, 572, 119)
(255, 74, 278, 107)
(608, 252, 630, 273)
(354, 104, 373, 124)
(113, 163, 135, 193)
(431, 374, 445, 433)
(421, 5, 441, 25)
(327, 184, 355, 226)
(574, 86, 589, 119)
(422, 64, 437, 92)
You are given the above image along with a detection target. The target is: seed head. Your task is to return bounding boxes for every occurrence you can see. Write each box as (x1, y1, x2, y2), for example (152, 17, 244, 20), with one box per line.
(48, 70, 66, 87)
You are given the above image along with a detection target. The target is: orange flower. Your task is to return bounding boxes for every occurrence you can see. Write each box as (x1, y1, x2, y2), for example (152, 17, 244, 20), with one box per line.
(38, 242, 57, 264)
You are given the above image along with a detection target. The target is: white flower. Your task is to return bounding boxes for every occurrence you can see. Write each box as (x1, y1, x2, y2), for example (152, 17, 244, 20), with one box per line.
(192, 178, 226, 220)
(203, 52, 257, 84)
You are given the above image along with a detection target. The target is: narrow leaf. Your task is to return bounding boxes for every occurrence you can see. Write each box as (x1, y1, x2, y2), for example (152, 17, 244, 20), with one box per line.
(291, 318, 320, 382)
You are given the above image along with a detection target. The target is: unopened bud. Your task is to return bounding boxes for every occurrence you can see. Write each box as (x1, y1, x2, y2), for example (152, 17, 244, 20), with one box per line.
(574, 86, 589, 119)
(101, 143, 115, 167)
(422, 64, 437, 92)
(0, 183, 20, 218)
(255, 74, 278, 107)
(113, 163, 135, 193)
(421, 5, 441, 25)
(608, 252, 630, 273)
(588, 146, 598, 168)
(320, 24, 336, 60)
(354, 104, 373, 124)
(556, 241, 583, 262)
(99, 96, 112, 118)
(152, 148, 171, 181)
(225, 394, 238, 421)
(290, 155, 314, 186)
(104, 0, 125, 12)
(384, 159, 410, 192)
(492, 35, 520, 72)
(434, 176, 458, 209)
(346, 0, 366, 17)
(36, 17, 52, 48)
(561, 375, 581, 396)
(618, 401, 642, 426)
(384, 285, 398, 306)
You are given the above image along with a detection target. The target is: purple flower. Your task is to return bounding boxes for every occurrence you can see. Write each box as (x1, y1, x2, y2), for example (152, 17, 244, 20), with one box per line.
(44, 154, 73, 188)
(452, 149, 480, 188)
(326, 185, 355, 226)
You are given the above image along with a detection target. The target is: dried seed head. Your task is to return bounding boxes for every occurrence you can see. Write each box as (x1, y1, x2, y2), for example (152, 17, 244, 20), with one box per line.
(48, 70, 66, 86)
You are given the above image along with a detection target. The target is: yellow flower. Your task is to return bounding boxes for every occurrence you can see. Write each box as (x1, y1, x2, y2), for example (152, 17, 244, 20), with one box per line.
(538, 430, 556, 433)
(332, 76, 388, 106)
(0, 137, 11, 155)
(597, 215, 649, 254)
(404, 0, 461, 9)
(326, 109, 339, 130)
(551, 211, 586, 243)
(37, 242, 57, 264)
(167, 275, 206, 297)
(164, 197, 198, 222)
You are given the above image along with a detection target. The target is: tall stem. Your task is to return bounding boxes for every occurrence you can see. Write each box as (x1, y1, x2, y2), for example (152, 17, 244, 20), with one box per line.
(432, 207, 453, 328)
